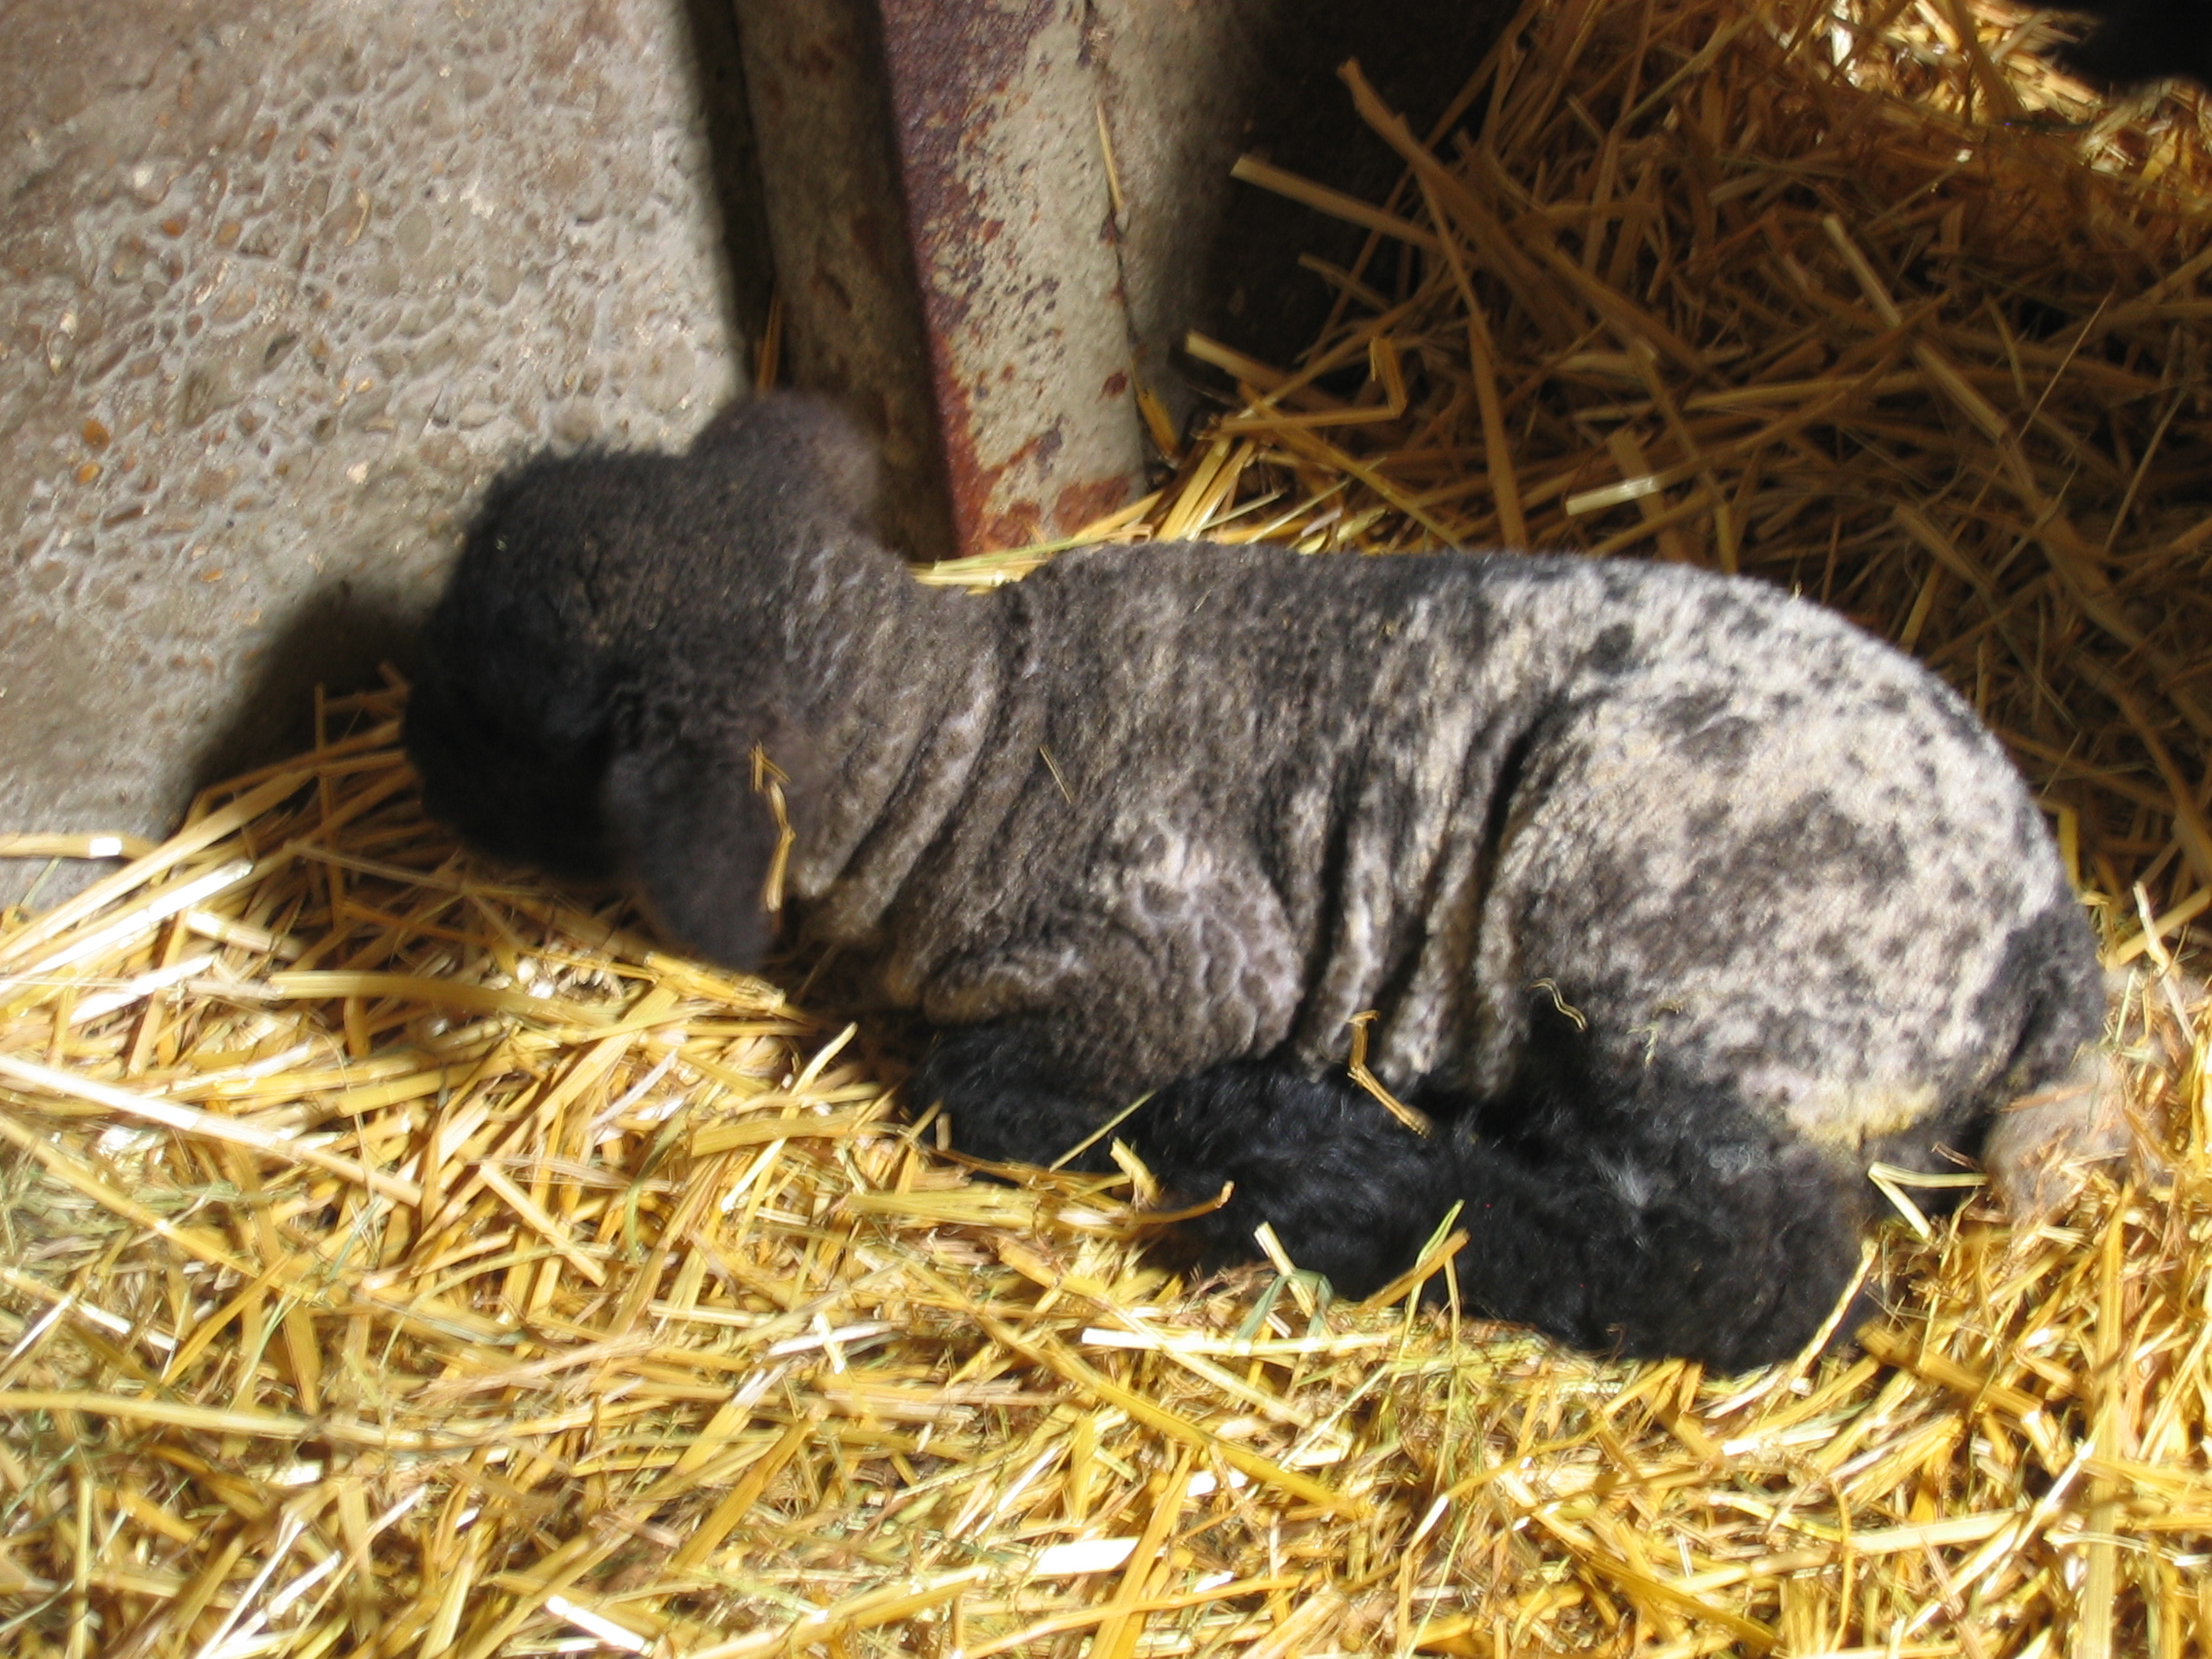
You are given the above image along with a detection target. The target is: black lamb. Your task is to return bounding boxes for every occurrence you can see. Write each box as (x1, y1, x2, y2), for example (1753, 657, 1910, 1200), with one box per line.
(406, 393, 2120, 1373)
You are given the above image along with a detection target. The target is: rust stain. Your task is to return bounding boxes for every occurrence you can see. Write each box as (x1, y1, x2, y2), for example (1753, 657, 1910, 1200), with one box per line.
(947, 417, 1058, 553)
(1052, 473, 1130, 533)
(981, 500, 1044, 549)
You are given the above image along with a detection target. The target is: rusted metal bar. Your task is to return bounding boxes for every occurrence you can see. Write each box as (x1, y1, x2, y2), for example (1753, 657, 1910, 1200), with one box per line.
(873, 2, 1149, 552)
(739, 0, 1150, 558)
(736, 1, 1493, 558)
(731, 0, 958, 560)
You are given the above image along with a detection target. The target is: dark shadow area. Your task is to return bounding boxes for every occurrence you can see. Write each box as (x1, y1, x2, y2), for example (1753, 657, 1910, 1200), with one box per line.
(1194, 0, 1519, 383)
(711, 1, 961, 560)
(678, 0, 779, 351)
(2047, 0, 2212, 89)
(4, 581, 422, 912)
(187, 580, 423, 791)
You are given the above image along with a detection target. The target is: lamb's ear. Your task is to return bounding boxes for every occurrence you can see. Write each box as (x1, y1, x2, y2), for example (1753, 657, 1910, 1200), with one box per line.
(692, 393, 883, 535)
(600, 745, 785, 971)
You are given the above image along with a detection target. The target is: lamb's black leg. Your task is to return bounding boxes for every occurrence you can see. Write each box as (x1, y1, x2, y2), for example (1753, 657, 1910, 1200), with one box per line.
(1435, 1115, 1870, 1373)
(1398, 990, 1880, 1372)
(910, 1020, 1134, 1170)
(912, 1028, 1456, 1295)
(1137, 1062, 1460, 1298)
(1145, 1061, 1868, 1370)
(914, 1021, 1869, 1372)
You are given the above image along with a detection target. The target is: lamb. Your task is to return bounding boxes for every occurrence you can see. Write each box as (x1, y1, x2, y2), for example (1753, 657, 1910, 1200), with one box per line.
(406, 393, 2119, 1373)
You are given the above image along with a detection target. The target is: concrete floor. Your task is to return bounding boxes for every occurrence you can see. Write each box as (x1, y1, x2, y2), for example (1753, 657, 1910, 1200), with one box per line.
(0, 0, 752, 897)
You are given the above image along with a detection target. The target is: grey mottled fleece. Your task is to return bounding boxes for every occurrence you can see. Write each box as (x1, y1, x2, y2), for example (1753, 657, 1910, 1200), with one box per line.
(407, 394, 2114, 1370)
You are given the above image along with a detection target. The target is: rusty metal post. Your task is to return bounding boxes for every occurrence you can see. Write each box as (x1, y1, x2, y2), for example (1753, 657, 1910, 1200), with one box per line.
(734, 2, 1506, 559)
(738, 0, 1149, 558)
(730, 0, 958, 561)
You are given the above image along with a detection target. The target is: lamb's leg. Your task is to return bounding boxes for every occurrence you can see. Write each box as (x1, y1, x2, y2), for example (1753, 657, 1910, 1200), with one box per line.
(913, 1031, 1457, 1296)
(910, 1020, 1137, 1171)
(1135, 1062, 1459, 1299)
(1438, 1106, 1871, 1373)
(1143, 1061, 1869, 1371)
(917, 1025, 1869, 1371)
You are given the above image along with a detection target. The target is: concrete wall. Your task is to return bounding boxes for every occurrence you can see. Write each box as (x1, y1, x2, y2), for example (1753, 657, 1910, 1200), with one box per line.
(0, 0, 751, 884)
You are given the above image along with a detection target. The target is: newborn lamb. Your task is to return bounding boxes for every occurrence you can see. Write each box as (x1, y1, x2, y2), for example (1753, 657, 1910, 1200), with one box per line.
(406, 393, 2116, 1372)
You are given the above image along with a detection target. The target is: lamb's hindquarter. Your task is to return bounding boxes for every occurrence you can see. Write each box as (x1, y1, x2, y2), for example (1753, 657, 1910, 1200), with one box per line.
(1463, 561, 2090, 1155)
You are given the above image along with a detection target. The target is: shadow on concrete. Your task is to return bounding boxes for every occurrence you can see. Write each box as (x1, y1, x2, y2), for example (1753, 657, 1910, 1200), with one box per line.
(188, 580, 424, 792)
(3, 580, 419, 912)
(678, 0, 779, 358)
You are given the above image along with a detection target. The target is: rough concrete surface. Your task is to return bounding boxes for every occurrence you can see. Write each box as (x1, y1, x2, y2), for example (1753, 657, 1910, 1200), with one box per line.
(0, 0, 748, 891)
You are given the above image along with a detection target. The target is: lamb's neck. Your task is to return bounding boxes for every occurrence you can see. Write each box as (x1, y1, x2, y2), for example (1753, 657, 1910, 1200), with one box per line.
(776, 570, 1006, 938)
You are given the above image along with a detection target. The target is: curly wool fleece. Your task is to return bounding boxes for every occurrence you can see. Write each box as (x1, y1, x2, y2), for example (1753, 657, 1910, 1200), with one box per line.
(407, 394, 2113, 1372)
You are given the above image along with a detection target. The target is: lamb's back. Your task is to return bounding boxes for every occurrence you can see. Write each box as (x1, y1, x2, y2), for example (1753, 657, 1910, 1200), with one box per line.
(868, 545, 1611, 1086)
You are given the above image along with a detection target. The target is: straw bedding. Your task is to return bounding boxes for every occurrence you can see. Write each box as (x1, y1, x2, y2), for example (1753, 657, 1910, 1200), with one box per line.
(3, 1, 2211, 1654)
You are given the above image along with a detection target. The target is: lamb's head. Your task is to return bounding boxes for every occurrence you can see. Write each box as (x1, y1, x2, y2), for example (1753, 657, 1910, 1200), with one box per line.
(406, 449, 667, 879)
(406, 393, 901, 954)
